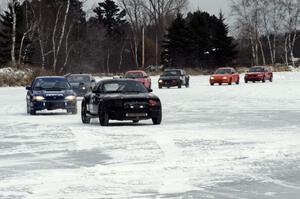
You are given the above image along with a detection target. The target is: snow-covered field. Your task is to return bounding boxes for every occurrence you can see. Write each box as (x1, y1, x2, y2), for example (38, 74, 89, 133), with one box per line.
(1, 72, 300, 199)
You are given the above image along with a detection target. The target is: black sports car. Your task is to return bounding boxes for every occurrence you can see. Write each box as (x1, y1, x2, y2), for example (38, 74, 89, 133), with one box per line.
(81, 79, 162, 126)
(158, 69, 189, 88)
(26, 76, 77, 115)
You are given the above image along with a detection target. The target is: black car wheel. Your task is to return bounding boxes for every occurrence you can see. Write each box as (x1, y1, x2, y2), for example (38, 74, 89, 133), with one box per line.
(270, 76, 273, 82)
(99, 110, 109, 126)
(81, 102, 91, 124)
(185, 81, 189, 88)
(30, 107, 36, 115)
(262, 77, 266, 83)
(245, 80, 248, 83)
(210, 83, 214, 86)
(219, 83, 222, 85)
(133, 120, 139, 123)
(152, 111, 162, 125)
(159, 85, 162, 89)
(178, 81, 182, 88)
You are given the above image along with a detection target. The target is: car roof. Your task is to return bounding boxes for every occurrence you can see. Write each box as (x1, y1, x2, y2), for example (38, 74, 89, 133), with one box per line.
(35, 76, 66, 79)
(126, 70, 146, 73)
(217, 67, 234, 70)
(68, 74, 91, 76)
(99, 79, 141, 84)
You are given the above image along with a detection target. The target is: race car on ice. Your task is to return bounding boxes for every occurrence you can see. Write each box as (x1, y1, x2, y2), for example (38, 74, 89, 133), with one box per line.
(158, 69, 190, 89)
(210, 67, 240, 86)
(81, 79, 162, 126)
(26, 76, 77, 115)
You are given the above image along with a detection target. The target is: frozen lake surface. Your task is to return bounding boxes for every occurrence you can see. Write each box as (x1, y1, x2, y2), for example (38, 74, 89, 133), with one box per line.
(1, 72, 300, 198)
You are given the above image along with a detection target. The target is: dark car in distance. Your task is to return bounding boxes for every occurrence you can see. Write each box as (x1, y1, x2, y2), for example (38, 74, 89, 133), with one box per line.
(244, 66, 273, 83)
(81, 79, 162, 126)
(158, 69, 189, 89)
(66, 74, 96, 97)
(26, 76, 77, 115)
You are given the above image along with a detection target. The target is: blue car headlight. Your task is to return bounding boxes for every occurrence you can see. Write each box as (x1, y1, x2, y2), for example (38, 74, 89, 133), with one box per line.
(65, 95, 76, 101)
(33, 96, 45, 101)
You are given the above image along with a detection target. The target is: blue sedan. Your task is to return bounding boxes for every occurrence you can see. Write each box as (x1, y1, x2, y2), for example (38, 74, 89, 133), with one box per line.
(26, 76, 77, 115)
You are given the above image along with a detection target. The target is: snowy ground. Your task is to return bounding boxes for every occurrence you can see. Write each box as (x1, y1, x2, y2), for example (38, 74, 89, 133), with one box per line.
(1, 72, 300, 199)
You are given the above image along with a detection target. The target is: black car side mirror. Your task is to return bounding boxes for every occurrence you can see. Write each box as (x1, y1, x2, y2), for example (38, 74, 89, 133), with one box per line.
(25, 85, 31, 90)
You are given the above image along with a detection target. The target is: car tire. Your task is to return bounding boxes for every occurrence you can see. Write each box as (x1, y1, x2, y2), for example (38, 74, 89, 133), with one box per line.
(210, 83, 214, 86)
(26, 103, 30, 114)
(99, 110, 109, 126)
(236, 79, 239, 85)
(133, 120, 139, 123)
(228, 81, 232, 85)
(81, 102, 91, 124)
(219, 83, 222, 85)
(245, 80, 248, 83)
(152, 111, 162, 125)
(178, 81, 182, 88)
(252, 81, 255, 83)
(30, 108, 36, 115)
(159, 85, 162, 89)
(270, 76, 273, 82)
(262, 77, 266, 83)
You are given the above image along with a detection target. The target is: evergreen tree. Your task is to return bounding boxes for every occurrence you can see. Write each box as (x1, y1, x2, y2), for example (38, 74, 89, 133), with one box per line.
(210, 12, 237, 67)
(162, 13, 188, 68)
(92, 0, 127, 38)
(161, 10, 237, 70)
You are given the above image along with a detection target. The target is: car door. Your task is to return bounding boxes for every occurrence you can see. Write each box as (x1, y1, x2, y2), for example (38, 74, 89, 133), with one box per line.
(89, 83, 101, 114)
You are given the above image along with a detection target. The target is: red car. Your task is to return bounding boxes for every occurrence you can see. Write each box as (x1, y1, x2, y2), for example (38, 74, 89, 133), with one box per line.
(244, 66, 273, 83)
(210, 67, 240, 86)
(125, 70, 152, 89)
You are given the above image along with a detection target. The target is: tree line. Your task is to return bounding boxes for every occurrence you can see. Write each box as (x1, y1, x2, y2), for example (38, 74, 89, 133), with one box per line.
(0, 0, 237, 73)
(231, 0, 300, 67)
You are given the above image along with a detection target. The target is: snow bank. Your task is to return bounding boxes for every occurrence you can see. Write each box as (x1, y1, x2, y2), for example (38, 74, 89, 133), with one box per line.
(0, 67, 33, 87)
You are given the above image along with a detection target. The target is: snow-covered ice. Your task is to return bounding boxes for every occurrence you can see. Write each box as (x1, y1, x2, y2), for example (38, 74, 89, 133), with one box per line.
(1, 72, 300, 198)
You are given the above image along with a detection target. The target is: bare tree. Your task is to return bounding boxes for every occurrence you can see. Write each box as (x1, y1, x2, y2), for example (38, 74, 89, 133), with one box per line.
(141, 0, 188, 66)
(280, 0, 300, 66)
(10, 0, 17, 66)
(119, 0, 146, 67)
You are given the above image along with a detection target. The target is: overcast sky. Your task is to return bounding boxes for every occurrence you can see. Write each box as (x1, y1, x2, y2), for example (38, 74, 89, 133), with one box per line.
(0, 0, 232, 19)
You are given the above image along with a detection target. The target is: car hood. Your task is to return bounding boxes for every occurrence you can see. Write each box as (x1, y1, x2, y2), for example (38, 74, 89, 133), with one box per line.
(103, 93, 159, 100)
(32, 90, 75, 97)
(159, 76, 180, 80)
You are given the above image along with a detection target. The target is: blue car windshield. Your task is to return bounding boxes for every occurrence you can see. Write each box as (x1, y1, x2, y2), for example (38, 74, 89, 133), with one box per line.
(102, 81, 148, 94)
(33, 78, 71, 91)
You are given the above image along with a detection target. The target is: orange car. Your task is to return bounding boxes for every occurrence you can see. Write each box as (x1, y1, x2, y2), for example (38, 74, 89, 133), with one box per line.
(210, 67, 240, 86)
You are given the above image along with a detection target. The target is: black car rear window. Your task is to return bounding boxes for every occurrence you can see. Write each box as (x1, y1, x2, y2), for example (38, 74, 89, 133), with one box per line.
(33, 78, 71, 91)
(102, 81, 148, 93)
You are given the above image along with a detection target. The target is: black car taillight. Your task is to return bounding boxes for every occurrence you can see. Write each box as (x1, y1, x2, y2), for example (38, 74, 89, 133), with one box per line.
(149, 99, 158, 106)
